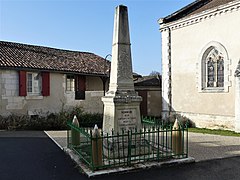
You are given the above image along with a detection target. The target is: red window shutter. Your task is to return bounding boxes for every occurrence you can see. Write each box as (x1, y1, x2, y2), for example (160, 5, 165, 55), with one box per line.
(75, 75, 86, 100)
(19, 71, 27, 96)
(79, 75, 86, 91)
(42, 72, 50, 96)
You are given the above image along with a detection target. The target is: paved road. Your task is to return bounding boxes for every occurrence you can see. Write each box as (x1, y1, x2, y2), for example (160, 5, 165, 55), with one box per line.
(1, 131, 240, 180)
(0, 131, 87, 180)
(94, 156, 240, 180)
(189, 132, 240, 161)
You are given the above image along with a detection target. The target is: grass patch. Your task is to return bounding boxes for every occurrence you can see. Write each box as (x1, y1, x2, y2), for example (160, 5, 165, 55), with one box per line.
(189, 128, 240, 137)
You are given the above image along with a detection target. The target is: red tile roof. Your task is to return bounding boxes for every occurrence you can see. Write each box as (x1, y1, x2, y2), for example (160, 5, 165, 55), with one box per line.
(134, 75, 161, 87)
(0, 41, 110, 76)
(161, 0, 237, 24)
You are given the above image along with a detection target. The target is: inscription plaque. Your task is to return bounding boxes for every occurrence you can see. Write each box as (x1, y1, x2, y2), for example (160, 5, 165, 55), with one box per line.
(117, 108, 137, 131)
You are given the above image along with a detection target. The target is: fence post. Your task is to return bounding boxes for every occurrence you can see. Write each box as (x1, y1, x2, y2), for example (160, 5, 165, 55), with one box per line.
(71, 115, 80, 146)
(127, 130, 132, 166)
(172, 119, 183, 156)
(92, 124, 103, 168)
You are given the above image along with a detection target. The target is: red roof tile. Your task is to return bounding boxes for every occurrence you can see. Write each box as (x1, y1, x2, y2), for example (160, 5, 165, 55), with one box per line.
(0, 41, 110, 76)
(134, 75, 161, 87)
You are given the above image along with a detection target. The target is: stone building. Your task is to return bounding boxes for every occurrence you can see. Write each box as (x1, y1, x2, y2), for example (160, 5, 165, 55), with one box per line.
(159, 0, 240, 131)
(134, 75, 161, 117)
(0, 41, 162, 118)
(0, 41, 110, 116)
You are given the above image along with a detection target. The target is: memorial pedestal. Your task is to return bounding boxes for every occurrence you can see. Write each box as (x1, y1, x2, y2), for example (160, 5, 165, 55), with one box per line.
(102, 133, 152, 159)
(102, 92, 142, 134)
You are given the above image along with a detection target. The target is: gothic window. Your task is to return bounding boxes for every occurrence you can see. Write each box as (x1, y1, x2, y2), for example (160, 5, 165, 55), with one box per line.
(203, 47, 224, 89)
(198, 42, 230, 92)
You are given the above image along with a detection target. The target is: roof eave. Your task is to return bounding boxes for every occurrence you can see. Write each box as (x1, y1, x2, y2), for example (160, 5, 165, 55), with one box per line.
(0, 66, 109, 77)
(159, 0, 210, 25)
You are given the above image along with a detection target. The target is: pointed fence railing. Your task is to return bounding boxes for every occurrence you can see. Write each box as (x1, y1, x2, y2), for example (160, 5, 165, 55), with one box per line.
(67, 117, 188, 171)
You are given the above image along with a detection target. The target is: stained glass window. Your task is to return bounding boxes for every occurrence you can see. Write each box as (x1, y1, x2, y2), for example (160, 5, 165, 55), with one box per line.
(204, 48, 224, 89)
(217, 57, 224, 87)
(207, 58, 214, 87)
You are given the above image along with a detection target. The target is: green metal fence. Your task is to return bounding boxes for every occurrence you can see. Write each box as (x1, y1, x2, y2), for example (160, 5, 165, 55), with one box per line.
(67, 118, 188, 171)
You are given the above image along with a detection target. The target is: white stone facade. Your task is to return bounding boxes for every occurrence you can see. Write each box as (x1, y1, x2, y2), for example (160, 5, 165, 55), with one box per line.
(160, 1, 240, 131)
(0, 69, 105, 116)
(161, 28, 171, 119)
(0, 70, 26, 115)
(235, 76, 240, 132)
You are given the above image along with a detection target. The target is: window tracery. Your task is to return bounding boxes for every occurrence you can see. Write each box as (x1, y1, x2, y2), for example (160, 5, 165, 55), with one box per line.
(198, 41, 230, 93)
(204, 47, 224, 89)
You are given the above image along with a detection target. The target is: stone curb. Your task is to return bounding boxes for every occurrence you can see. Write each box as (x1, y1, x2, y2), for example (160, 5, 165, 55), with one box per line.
(64, 147, 195, 178)
(44, 131, 64, 150)
(44, 131, 195, 177)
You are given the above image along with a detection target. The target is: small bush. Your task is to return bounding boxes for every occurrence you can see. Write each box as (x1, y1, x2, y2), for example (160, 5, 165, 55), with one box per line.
(165, 113, 195, 128)
(79, 113, 103, 128)
(0, 106, 103, 131)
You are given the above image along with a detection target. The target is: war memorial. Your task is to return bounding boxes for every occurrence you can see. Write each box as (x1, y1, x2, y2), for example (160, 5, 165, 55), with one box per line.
(66, 5, 189, 176)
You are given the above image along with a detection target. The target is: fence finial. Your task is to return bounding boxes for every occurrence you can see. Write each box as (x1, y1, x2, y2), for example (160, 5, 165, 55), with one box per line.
(92, 124, 102, 167)
(72, 115, 79, 126)
(172, 118, 183, 155)
(94, 124, 98, 130)
(71, 115, 80, 146)
(173, 118, 179, 129)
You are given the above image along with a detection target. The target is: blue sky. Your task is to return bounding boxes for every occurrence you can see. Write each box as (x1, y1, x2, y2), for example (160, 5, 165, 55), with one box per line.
(0, 0, 193, 75)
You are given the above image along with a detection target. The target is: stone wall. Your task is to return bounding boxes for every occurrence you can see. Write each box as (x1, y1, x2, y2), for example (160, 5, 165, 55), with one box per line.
(135, 87, 161, 117)
(178, 111, 235, 130)
(235, 76, 240, 132)
(147, 90, 161, 117)
(0, 70, 26, 116)
(0, 69, 105, 116)
(160, 2, 240, 130)
(161, 28, 171, 119)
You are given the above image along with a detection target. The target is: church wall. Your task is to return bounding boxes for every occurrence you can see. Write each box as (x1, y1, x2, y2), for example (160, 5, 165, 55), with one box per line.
(169, 9, 240, 129)
(235, 76, 240, 132)
(161, 29, 171, 119)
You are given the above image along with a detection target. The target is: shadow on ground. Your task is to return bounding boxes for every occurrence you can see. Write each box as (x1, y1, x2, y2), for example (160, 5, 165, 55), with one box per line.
(1, 131, 240, 180)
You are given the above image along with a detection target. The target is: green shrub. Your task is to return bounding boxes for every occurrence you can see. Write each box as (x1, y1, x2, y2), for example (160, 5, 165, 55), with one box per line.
(0, 106, 103, 131)
(79, 113, 103, 128)
(165, 113, 195, 128)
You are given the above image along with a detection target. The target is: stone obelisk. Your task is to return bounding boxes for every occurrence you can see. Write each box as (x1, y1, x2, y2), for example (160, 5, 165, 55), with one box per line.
(102, 5, 142, 134)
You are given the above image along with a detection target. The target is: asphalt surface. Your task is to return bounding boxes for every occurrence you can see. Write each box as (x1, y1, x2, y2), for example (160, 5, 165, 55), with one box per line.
(94, 156, 240, 180)
(0, 131, 86, 180)
(1, 130, 240, 180)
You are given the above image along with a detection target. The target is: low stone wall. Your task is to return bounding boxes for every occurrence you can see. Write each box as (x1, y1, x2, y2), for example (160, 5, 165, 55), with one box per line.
(178, 111, 235, 130)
